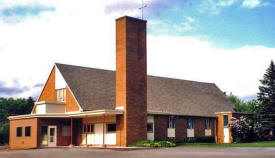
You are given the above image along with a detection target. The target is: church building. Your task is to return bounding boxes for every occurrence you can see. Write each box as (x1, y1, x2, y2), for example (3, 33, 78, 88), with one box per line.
(8, 16, 237, 149)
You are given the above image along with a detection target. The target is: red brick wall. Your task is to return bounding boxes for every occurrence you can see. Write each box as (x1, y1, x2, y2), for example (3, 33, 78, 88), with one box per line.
(211, 119, 216, 136)
(175, 117, 187, 141)
(116, 16, 147, 146)
(154, 115, 168, 140)
(194, 118, 205, 137)
(153, 115, 216, 142)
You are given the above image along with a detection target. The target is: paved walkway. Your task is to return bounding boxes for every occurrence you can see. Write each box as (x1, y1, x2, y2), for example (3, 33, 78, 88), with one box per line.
(1, 147, 275, 158)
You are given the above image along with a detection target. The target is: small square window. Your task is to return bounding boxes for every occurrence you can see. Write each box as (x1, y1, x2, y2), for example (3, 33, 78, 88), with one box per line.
(16, 127, 22, 137)
(147, 123, 153, 133)
(25, 126, 31, 137)
(107, 124, 116, 132)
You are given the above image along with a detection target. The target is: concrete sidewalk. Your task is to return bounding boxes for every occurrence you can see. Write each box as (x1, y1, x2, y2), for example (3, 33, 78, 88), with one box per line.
(1, 147, 275, 158)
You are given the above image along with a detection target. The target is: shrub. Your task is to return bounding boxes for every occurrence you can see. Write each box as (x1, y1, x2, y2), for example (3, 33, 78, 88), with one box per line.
(131, 140, 176, 147)
(230, 116, 255, 143)
(195, 136, 215, 143)
(175, 136, 215, 144)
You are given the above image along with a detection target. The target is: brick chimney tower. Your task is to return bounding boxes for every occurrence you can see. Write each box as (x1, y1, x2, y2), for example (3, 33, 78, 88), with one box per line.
(115, 16, 147, 146)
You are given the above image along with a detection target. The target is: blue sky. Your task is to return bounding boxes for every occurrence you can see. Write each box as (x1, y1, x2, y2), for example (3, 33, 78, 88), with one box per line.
(144, 0, 275, 49)
(2, 5, 54, 17)
(0, 0, 274, 100)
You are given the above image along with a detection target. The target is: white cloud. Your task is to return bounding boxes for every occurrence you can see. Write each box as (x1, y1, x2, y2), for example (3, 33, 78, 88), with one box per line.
(147, 35, 275, 98)
(218, 0, 238, 7)
(198, 0, 239, 15)
(181, 16, 196, 31)
(242, 0, 261, 8)
(198, 0, 267, 15)
(148, 16, 196, 34)
(0, 0, 274, 100)
(185, 16, 195, 23)
(180, 22, 194, 31)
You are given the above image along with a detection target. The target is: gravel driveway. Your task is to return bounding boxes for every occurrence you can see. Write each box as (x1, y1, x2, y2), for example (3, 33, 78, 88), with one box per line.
(0, 147, 275, 158)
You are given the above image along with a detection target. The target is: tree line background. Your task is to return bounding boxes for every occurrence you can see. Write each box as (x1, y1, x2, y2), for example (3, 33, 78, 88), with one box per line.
(0, 97, 34, 144)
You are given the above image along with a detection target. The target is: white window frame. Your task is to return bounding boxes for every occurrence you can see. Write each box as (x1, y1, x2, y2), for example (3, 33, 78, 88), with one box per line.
(147, 123, 153, 133)
(187, 118, 194, 129)
(168, 116, 175, 129)
(205, 118, 211, 129)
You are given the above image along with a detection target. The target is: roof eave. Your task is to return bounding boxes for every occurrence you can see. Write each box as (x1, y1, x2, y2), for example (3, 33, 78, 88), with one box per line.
(8, 109, 123, 120)
(148, 111, 217, 118)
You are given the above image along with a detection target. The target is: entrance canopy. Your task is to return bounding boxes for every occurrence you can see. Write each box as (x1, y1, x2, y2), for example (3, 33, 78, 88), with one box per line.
(8, 109, 123, 120)
(8, 109, 123, 149)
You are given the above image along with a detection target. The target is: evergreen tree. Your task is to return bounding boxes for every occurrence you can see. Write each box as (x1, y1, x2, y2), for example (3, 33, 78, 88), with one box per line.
(257, 60, 275, 137)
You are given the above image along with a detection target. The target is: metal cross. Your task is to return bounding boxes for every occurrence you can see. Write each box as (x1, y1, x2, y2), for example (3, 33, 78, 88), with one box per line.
(139, 0, 147, 19)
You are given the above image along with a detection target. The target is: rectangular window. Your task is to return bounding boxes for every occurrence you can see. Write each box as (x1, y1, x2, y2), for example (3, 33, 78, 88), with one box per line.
(56, 88, 66, 102)
(107, 124, 116, 132)
(62, 126, 71, 136)
(16, 127, 22, 137)
(168, 116, 175, 128)
(25, 126, 31, 137)
(224, 115, 229, 127)
(205, 118, 211, 129)
(187, 118, 194, 129)
(88, 124, 94, 133)
(82, 124, 94, 133)
(41, 126, 48, 145)
(147, 123, 153, 133)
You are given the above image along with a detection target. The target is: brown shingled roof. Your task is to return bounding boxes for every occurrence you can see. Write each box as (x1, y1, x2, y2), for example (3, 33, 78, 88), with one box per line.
(56, 63, 234, 117)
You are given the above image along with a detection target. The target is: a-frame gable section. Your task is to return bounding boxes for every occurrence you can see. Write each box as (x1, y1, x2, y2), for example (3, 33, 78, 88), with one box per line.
(31, 66, 56, 114)
(32, 65, 82, 114)
(38, 66, 56, 102)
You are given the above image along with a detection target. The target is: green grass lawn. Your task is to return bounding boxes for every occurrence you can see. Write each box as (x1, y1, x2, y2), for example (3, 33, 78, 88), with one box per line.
(178, 141, 275, 148)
